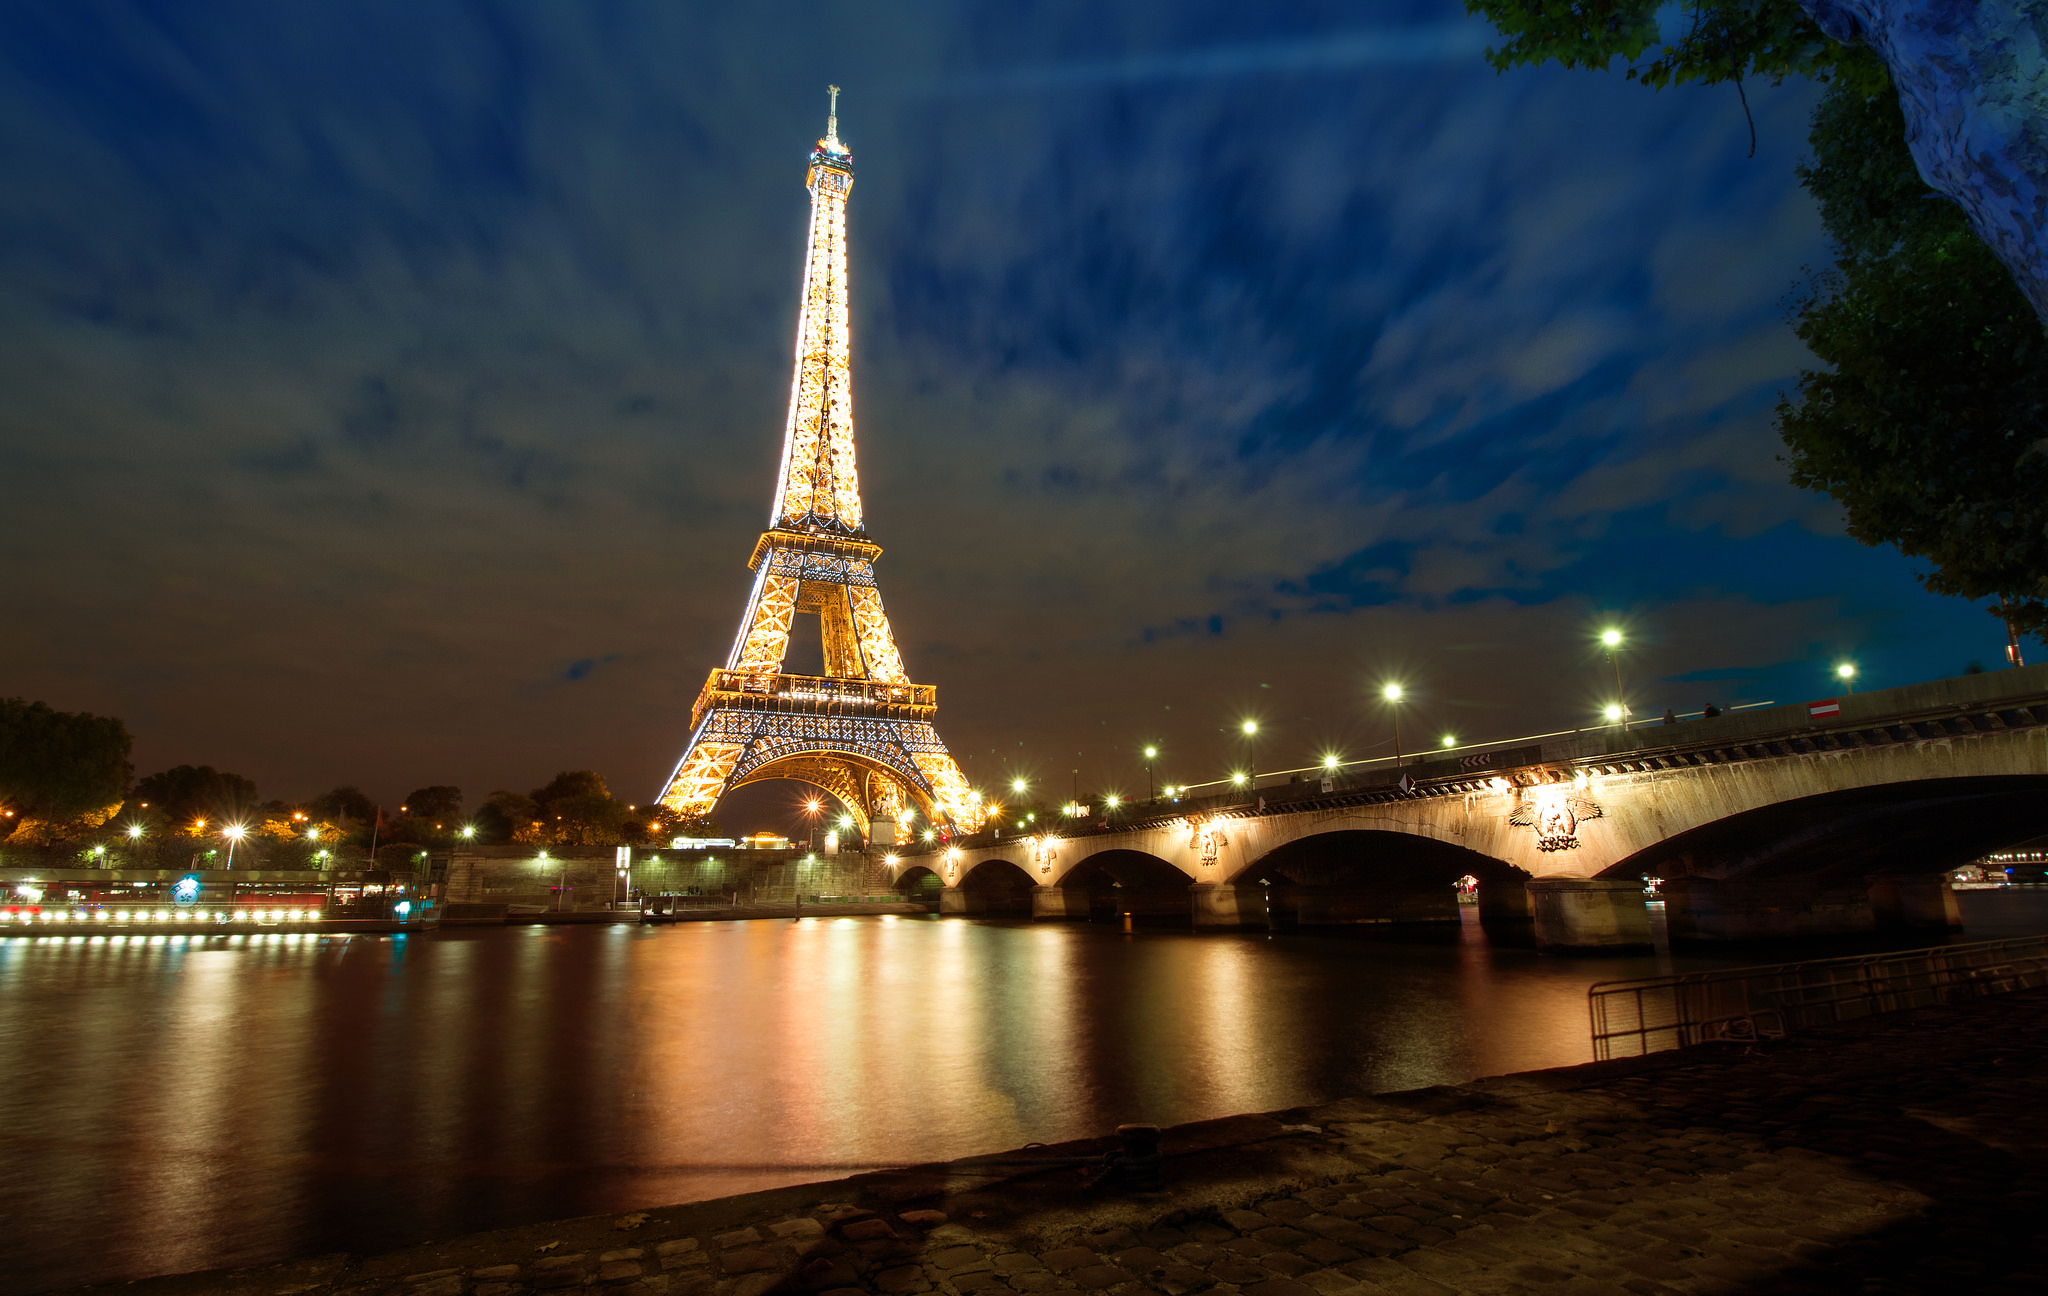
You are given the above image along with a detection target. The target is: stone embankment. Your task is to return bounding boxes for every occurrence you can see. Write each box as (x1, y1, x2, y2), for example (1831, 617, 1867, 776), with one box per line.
(435, 902, 932, 927)
(75, 991, 2048, 1296)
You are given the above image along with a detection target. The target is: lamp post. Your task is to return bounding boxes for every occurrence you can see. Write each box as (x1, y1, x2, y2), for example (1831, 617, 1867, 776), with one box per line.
(1143, 746, 1157, 802)
(1836, 663, 1857, 693)
(1601, 629, 1627, 731)
(223, 823, 246, 870)
(1240, 721, 1258, 800)
(1382, 684, 1404, 767)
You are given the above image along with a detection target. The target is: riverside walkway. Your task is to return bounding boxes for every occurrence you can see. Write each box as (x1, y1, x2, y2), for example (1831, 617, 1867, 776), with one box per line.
(79, 991, 2047, 1296)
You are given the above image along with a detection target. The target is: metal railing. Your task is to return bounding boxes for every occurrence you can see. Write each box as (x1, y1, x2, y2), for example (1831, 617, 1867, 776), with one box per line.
(1588, 935, 2048, 1059)
(701, 670, 936, 712)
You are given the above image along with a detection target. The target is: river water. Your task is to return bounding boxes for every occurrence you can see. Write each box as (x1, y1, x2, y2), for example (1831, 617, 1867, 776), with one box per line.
(0, 915, 1710, 1292)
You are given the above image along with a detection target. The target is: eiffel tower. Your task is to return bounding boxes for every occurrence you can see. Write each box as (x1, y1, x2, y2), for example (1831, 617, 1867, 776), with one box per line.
(657, 89, 985, 840)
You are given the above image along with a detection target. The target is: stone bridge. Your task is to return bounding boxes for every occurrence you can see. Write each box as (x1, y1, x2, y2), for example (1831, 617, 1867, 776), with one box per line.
(886, 667, 2048, 951)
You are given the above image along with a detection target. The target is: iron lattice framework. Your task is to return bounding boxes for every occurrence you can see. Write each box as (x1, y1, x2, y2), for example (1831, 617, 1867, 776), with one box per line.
(659, 90, 984, 836)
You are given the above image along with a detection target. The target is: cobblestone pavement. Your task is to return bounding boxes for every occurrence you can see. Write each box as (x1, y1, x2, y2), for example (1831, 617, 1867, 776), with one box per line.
(79, 990, 2048, 1296)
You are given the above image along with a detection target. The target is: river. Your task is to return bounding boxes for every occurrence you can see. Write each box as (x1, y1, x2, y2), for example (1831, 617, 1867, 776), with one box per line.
(0, 914, 1710, 1292)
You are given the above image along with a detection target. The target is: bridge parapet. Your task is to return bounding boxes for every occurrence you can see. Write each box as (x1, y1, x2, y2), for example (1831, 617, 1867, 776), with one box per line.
(896, 665, 2048, 862)
(890, 668, 2048, 948)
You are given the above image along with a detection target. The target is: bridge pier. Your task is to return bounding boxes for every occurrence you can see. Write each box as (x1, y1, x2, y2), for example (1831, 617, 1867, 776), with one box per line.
(1527, 878, 1653, 953)
(1869, 876, 1963, 933)
(1661, 877, 1874, 945)
(1189, 883, 1246, 931)
(1475, 880, 1535, 944)
(1031, 885, 1079, 920)
(937, 886, 984, 916)
(1291, 884, 1461, 929)
(1661, 875, 1961, 945)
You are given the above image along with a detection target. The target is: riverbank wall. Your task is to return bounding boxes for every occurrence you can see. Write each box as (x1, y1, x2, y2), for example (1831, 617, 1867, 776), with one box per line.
(444, 846, 894, 910)
(75, 988, 2048, 1295)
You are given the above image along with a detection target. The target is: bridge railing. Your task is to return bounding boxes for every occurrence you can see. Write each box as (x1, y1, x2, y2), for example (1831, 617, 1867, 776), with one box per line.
(896, 673, 2048, 861)
(1588, 935, 2048, 1060)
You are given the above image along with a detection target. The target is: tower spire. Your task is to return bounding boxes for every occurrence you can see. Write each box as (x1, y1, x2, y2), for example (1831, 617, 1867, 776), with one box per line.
(773, 85, 860, 535)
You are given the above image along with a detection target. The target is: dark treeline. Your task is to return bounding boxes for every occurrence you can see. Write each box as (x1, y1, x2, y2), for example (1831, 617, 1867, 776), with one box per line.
(0, 696, 716, 867)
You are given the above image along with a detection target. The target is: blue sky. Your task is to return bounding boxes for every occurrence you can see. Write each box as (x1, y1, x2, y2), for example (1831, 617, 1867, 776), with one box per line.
(0, 1, 2017, 825)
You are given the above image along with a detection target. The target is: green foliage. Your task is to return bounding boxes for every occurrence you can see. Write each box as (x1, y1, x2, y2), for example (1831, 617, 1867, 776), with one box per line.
(531, 770, 611, 805)
(630, 805, 715, 846)
(0, 698, 132, 830)
(478, 790, 541, 844)
(131, 764, 256, 829)
(1464, 0, 1880, 91)
(401, 785, 462, 820)
(546, 793, 630, 846)
(309, 785, 377, 825)
(1777, 79, 2048, 639)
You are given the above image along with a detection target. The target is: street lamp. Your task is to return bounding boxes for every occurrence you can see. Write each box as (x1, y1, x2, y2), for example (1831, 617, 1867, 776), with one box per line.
(1382, 684, 1405, 767)
(1241, 721, 1258, 799)
(1836, 662, 1857, 693)
(1143, 746, 1158, 802)
(1601, 629, 1628, 732)
(1010, 777, 1028, 795)
(223, 823, 246, 870)
(1441, 734, 1456, 748)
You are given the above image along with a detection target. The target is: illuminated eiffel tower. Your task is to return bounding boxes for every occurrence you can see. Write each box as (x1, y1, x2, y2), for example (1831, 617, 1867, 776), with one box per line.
(658, 89, 984, 840)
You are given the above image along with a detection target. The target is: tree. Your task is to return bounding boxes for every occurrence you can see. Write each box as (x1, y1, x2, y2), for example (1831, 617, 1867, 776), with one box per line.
(1467, 2, 2048, 329)
(131, 765, 258, 832)
(1778, 78, 2048, 638)
(531, 770, 611, 806)
(477, 790, 541, 844)
(530, 771, 630, 846)
(631, 805, 723, 846)
(1468, 1, 2048, 638)
(547, 793, 629, 846)
(401, 786, 462, 820)
(309, 785, 377, 826)
(0, 698, 132, 841)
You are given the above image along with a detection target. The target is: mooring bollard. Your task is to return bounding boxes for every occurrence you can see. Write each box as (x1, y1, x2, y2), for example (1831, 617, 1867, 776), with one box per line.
(1108, 1123, 1163, 1191)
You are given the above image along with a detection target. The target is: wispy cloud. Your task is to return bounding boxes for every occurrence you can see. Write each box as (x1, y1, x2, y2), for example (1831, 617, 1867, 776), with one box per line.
(915, 23, 1496, 95)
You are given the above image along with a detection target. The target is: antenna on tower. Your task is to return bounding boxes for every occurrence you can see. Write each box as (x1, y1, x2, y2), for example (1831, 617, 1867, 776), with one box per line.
(826, 85, 840, 144)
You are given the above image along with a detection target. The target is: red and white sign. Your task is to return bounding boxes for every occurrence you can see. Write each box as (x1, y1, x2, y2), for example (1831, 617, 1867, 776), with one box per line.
(1808, 699, 1841, 719)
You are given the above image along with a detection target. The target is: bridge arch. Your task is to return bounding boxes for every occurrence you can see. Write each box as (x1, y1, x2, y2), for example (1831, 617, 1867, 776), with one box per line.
(1228, 827, 1530, 935)
(954, 856, 1035, 916)
(1598, 775, 2048, 884)
(1053, 849, 1196, 925)
(892, 862, 944, 902)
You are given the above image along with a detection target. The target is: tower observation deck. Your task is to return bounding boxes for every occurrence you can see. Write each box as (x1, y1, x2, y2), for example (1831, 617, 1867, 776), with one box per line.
(657, 89, 984, 839)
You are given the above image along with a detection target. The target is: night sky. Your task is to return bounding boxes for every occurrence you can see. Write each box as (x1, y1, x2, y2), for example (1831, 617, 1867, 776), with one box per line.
(0, 2, 2017, 833)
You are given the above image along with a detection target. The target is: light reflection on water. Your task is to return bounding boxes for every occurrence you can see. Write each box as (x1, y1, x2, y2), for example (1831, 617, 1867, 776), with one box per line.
(0, 916, 1697, 1293)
